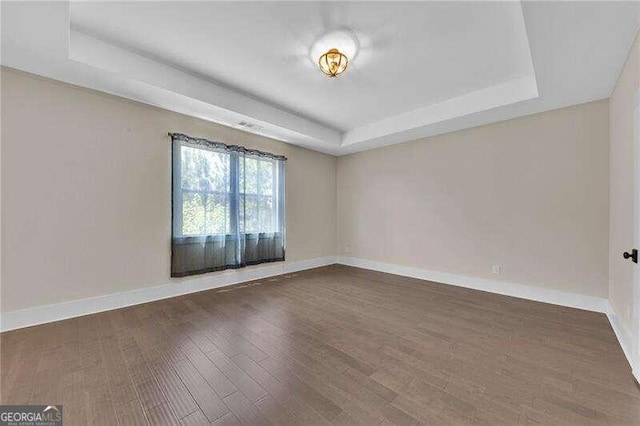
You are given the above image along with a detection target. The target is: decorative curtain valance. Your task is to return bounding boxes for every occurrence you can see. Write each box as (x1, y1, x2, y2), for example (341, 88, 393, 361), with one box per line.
(171, 133, 286, 277)
(169, 133, 287, 161)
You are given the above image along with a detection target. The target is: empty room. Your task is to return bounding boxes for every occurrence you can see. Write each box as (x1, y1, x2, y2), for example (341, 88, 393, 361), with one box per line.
(1, 1, 640, 424)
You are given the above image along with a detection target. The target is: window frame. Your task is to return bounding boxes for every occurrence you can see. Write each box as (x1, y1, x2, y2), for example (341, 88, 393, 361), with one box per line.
(172, 138, 284, 240)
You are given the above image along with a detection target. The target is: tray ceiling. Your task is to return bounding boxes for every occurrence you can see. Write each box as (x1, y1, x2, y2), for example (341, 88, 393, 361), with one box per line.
(2, 1, 639, 155)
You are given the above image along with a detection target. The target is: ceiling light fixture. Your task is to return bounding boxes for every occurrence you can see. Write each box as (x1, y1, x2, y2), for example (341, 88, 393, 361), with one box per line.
(319, 48, 348, 78)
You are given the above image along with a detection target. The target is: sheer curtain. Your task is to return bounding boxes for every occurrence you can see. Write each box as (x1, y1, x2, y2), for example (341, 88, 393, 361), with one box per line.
(170, 133, 286, 277)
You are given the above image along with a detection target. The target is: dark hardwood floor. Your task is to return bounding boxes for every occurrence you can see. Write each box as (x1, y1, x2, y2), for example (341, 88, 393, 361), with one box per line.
(1, 265, 638, 425)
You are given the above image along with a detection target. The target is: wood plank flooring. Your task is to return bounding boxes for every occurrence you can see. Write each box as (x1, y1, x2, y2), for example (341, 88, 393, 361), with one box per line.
(1, 265, 639, 425)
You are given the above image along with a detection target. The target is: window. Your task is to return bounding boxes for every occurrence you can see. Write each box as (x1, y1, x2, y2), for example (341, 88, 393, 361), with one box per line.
(179, 145, 231, 236)
(171, 133, 285, 277)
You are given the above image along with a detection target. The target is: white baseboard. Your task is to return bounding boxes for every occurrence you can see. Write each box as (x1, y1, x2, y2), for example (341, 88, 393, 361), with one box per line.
(0, 256, 337, 332)
(337, 256, 610, 313)
(606, 302, 640, 383)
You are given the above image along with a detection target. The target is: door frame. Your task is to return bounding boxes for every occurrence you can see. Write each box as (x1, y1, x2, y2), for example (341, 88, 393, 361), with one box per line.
(632, 89, 640, 380)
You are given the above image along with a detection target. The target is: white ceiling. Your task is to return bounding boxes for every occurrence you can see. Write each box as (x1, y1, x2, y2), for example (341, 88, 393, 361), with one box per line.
(2, 1, 639, 155)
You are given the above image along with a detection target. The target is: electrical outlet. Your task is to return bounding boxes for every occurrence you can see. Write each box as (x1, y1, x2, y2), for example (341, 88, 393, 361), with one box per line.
(344, 245, 351, 254)
(492, 265, 502, 275)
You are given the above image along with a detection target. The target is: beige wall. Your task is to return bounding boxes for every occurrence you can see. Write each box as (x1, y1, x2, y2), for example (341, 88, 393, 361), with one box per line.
(338, 100, 610, 298)
(0, 64, 618, 313)
(609, 31, 639, 332)
(1, 68, 337, 312)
